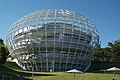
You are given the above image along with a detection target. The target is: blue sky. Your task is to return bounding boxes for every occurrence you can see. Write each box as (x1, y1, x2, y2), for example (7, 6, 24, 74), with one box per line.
(0, 0, 120, 48)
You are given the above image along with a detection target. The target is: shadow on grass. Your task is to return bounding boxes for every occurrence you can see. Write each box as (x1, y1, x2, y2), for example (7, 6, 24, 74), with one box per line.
(0, 69, 56, 80)
(0, 63, 56, 80)
(22, 72, 57, 77)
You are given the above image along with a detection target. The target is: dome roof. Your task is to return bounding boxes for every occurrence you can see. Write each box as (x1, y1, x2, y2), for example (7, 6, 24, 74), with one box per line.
(8, 9, 99, 36)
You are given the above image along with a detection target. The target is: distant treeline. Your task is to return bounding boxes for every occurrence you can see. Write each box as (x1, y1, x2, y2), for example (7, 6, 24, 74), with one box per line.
(93, 40, 120, 62)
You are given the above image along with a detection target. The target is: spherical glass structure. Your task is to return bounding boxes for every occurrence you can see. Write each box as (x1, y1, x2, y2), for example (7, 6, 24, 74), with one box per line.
(6, 9, 99, 72)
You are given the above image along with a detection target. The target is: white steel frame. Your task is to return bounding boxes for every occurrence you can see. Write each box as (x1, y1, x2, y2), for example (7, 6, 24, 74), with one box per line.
(6, 9, 99, 72)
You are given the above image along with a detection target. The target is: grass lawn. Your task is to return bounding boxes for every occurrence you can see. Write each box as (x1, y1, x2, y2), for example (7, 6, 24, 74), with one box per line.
(25, 72, 120, 80)
(1, 62, 120, 80)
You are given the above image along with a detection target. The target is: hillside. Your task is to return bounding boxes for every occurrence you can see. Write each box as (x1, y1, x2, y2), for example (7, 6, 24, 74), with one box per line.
(0, 62, 31, 80)
(0, 62, 120, 80)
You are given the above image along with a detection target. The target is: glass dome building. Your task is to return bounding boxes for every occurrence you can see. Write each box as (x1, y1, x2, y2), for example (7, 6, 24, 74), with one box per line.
(6, 9, 99, 72)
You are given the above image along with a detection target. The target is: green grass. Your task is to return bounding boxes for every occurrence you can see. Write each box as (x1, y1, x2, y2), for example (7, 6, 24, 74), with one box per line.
(1, 62, 120, 80)
(25, 72, 120, 80)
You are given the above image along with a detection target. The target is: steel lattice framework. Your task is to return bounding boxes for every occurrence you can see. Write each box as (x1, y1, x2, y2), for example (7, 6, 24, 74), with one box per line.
(6, 9, 99, 72)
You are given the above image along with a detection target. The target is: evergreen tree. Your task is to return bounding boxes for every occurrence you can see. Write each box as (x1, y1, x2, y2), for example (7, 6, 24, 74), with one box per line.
(108, 40, 120, 62)
(0, 38, 9, 64)
(94, 40, 120, 62)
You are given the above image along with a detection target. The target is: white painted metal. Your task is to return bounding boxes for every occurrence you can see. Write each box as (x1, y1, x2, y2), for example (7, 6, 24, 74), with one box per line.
(6, 9, 99, 72)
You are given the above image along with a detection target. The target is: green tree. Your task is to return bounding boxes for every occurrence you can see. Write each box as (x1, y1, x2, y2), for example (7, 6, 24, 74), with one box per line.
(0, 38, 9, 64)
(108, 40, 120, 62)
(94, 46, 104, 62)
(102, 47, 112, 62)
(94, 46, 112, 62)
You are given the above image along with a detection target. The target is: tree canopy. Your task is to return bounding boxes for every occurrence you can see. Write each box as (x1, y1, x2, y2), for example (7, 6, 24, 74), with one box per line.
(94, 40, 120, 62)
(0, 38, 9, 64)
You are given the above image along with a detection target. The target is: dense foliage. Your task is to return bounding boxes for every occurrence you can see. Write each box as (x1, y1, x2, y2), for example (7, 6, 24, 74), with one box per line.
(94, 40, 120, 62)
(0, 38, 9, 64)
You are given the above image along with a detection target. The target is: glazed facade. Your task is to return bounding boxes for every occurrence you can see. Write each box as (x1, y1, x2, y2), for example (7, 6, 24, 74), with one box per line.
(6, 9, 99, 72)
